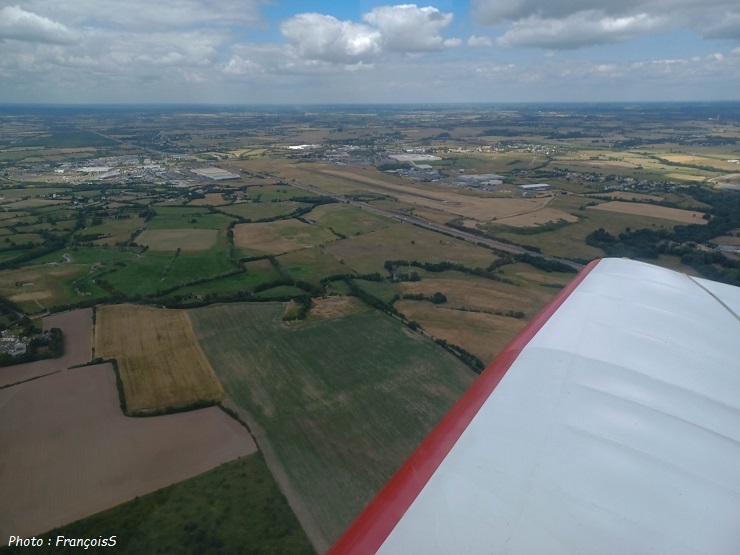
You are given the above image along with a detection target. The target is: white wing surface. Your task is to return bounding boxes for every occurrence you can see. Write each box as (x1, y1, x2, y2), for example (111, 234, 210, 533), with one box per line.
(329, 258, 740, 554)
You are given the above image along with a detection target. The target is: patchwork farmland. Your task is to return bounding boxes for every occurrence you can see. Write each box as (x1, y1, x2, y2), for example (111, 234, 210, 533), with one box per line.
(190, 302, 476, 551)
(2, 103, 739, 553)
(95, 304, 223, 414)
(0, 363, 255, 543)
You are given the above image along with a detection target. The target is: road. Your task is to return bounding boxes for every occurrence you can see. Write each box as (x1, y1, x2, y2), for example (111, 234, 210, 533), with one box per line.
(263, 173, 584, 271)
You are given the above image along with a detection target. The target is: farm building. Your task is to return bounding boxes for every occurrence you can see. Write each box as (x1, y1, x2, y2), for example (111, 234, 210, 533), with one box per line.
(191, 167, 240, 181)
(517, 184, 551, 191)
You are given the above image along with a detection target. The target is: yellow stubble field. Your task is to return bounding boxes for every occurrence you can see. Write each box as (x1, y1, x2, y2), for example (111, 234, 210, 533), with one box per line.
(95, 304, 224, 414)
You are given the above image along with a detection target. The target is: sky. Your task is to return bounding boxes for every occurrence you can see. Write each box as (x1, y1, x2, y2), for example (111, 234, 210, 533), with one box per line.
(0, 0, 739, 104)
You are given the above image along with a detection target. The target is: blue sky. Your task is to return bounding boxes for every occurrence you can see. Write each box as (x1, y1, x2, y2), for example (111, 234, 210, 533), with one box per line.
(0, 1, 739, 104)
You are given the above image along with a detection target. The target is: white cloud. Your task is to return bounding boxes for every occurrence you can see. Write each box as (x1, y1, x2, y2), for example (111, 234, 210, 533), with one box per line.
(223, 55, 263, 76)
(0, 0, 738, 103)
(694, 10, 740, 40)
(473, 0, 740, 49)
(0, 5, 78, 44)
(362, 4, 454, 52)
(498, 11, 667, 49)
(280, 13, 381, 64)
(468, 35, 492, 47)
(281, 4, 456, 65)
(22, 0, 267, 29)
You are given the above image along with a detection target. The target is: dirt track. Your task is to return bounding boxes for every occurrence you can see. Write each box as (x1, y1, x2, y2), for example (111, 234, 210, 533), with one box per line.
(0, 363, 256, 543)
(0, 308, 92, 388)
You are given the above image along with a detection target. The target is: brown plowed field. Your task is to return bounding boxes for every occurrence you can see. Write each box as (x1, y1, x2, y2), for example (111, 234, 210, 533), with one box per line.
(95, 304, 223, 414)
(0, 363, 256, 543)
(0, 308, 92, 388)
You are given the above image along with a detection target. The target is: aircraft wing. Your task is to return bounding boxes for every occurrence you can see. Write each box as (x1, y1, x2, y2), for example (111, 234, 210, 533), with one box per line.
(329, 257, 740, 554)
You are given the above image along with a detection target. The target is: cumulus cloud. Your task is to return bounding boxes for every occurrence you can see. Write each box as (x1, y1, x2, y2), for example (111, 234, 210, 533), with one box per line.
(281, 4, 456, 64)
(472, 0, 641, 24)
(695, 10, 740, 40)
(223, 55, 263, 76)
(281, 13, 381, 63)
(0, 5, 78, 44)
(498, 11, 667, 49)
(21, 0, 267, 29)
(362, 4, 454, 52)
(473, 0, 740, 49)
(468, 35, 492, 47)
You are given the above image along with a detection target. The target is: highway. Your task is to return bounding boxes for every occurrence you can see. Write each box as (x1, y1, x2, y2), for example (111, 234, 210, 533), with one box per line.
(264, 173, 585, 271)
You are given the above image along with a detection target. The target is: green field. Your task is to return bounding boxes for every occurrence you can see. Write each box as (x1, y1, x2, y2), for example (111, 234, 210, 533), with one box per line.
(234, 220, 338, 257)
(104, 246, 237, 297)
(189, 303, 475, 550)
(0, 453, 314, 555)
(253, 285, 307, 298)
(247, 185, 320, 202)
(326, 223, 497, 274)
(91, 217, 146, 245)
(148, 207, 235, 230)
(166, 260, 281, 298)
(353, 279, 401, 303)
(309, 204, 395, 237)
(219, 201, 308, 221)
(274, 247, 349, 285)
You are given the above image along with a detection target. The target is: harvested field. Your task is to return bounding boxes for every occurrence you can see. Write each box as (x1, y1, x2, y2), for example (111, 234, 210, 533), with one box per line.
(583, 192, 665, 202)
(0, 308, 92, 388)
(3, 198, 65, 209)
(396, 301, 527, 364)
(92, 217, 147, 246)
(219, 200, 305, 220)
(397, 275, 555, 317)
(326, 224, 496, 274)
(137, 228, 218, 251)
(404, 206, 456, 225)
(0, 264, 87, 311)
(95, 304, 223, 414)
(233, 219, 337, 255)
(0, 363, 255, 542)
(274, 246, 349, 284)
(190, 303, 474, 551)
(587, 201, 707, 224)
(309, 204, 395, 236)
(560, 159, 639, 169)
(492, 207, 579, 227)
(665, 173, 711, 182)
(713, 234, 740, 247)
(661, 154, 740, 172)
(188, 193, 228, 206)
(7, 291, 51, 302)
(305, 295, 368, 321)
(501, 263, 575, 287)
